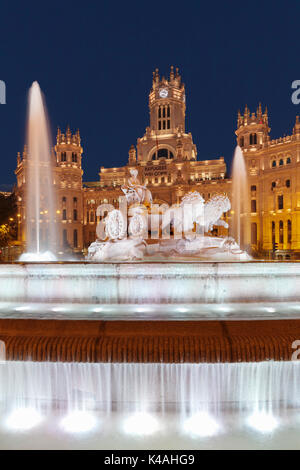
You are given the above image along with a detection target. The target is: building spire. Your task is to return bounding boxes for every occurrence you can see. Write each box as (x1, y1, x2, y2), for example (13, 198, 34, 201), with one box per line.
(170, 65, 174, 80)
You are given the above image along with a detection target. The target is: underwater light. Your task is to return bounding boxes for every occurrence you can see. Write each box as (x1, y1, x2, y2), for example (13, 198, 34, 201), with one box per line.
(61, 410, 97, 433)
(15, 306, 31, 311)
(6, 408, 42, 431)
(183, 411, 219, 437)
(247, 411, 278, 433)
(123, 412, 159, 436)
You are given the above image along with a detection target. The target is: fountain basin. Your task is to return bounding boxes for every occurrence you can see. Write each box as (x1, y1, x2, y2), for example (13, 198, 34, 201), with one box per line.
(0, 262, 299, 318)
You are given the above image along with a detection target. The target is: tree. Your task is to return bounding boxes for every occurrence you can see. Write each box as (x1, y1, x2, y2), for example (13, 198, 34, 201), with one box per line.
(0, 192, 17, 245)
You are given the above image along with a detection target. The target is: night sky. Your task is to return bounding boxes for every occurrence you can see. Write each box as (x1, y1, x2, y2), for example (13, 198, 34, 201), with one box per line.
(0, 0, 300, 190)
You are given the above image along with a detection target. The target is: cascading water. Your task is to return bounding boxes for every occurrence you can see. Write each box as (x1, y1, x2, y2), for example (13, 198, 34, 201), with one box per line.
(230, 146, 250, 250)
(0, 361, 300, 449)
(19, 82, 57, 262)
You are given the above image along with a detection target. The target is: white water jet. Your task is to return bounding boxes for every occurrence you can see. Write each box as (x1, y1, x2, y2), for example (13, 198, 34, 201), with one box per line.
(19, 81, 56, 262)
(230, 146, 250, 250)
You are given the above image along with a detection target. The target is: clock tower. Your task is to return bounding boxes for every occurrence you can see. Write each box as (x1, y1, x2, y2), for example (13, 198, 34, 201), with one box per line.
(149, 66, 186, 134)
(136, 67, 197, 163)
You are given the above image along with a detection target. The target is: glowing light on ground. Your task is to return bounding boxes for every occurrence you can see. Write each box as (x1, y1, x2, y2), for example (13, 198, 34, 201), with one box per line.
(247, 411, 279, 433)
(6, 408, 42, 431)
(122, 412, 159, 436)
(60, 410, 97, 433)
(183, 412, 220, 437)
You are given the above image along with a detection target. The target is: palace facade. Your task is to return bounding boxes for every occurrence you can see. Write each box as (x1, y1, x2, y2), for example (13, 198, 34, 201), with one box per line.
(15, 67, 300, 259)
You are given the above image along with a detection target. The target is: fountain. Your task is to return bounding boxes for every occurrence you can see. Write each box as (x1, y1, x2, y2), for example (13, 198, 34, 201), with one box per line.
(19, 82, 57, 262)
(1, 85, 300, 449)
(230, 146, 250, 250)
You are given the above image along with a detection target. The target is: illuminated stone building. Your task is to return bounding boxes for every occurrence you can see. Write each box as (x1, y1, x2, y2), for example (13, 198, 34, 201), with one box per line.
(15, 67, 300, 258)
(15, 127, 84, 252)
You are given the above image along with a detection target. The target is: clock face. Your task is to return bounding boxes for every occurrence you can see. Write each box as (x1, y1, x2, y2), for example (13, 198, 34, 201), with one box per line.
(159, 88, 168, 98)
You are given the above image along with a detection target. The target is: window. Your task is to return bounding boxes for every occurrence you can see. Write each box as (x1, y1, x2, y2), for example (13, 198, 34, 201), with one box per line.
(62, 209, 67, 220)
(73, 209, 77, 221)
(61, 152, 67, 162)
(239, 137, 244, 147)
(158, 148, 168, 159)
(286, 179, 291, 188)
(152, 149, 174, 160)
(251, 185, 256, 191)
(72, 153, 77, 163)
(279, 220, 284, 244)
(272, 160, 276, 167)
(278, 195, 284, 210)
(272, 221, 275, 246)
(251, 200, 257, 212)
(86, 211, 89, 223)
(250, 133, 257, 145)
(279, 159, 284, 166)
(63, 229, 68, 246)
(287, 157, 291, 164)
(73, 229, 78, 248)
(62, 196, 66, 203)
(288, 220, 292, 244)
(90, 211, 94, 223)
(73, 197, 77, 207)
(271, 181, 276, 189)
(158, 105, 171, 131)
(251, 223, 257, 244)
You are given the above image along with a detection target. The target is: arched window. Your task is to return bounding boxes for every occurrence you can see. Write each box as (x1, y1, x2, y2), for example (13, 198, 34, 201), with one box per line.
(288, 220, 292, 244)
(151, 149, 174, 160)
(279, 220, 284, 244)
(272, 221, 275, 246)
(158, 148, 168, 159)
(63, 229, 68, 246)
(279, 159, 284, 166)
(73, 229, 78, 248)
(251, 223, 257, 244)
(250, 133, 257, 145)
(286, 157, 291, 164)
(272, 160, 276, 167)
(251, 200, 257, 212)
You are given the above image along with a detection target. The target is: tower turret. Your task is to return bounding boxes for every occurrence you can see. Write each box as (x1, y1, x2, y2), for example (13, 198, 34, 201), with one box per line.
(235, 103, 270, 151)
(128, 144, 137, 164)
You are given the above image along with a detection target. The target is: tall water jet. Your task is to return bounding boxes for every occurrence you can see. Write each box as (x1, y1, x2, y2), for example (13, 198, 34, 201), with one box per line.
(230, 145, 250, 250)
(20, 82, 57, 261)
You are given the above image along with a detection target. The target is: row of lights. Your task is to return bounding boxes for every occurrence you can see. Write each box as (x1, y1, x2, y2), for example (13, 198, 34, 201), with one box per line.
(4, 408, 279, 436)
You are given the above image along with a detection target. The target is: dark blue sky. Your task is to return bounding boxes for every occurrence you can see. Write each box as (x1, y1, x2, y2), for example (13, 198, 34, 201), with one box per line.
(0, 0, 300, 189)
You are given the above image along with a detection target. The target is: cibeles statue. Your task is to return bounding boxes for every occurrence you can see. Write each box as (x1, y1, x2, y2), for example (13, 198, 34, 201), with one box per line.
(87, 169, 250, 261)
